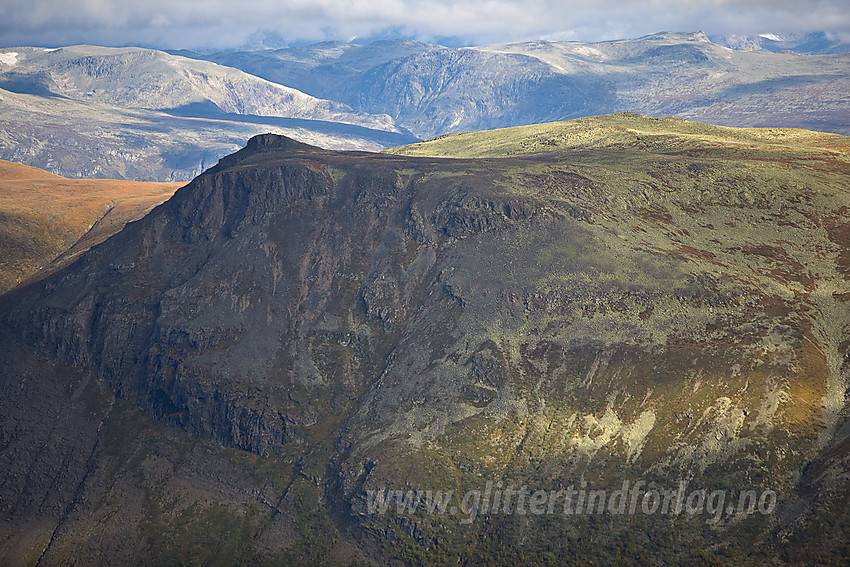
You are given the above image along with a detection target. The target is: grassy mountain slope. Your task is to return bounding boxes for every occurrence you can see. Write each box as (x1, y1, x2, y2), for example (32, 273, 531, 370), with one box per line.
(1, 114, 849, 565)
(0, 159, 181, 293)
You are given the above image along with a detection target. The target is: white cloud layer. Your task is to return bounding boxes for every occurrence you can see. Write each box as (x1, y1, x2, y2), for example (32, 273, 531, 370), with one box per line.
(2, 0, 849, 49)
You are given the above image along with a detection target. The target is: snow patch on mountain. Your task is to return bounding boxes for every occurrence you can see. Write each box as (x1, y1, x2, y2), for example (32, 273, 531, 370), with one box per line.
(0, 52, 19, 66)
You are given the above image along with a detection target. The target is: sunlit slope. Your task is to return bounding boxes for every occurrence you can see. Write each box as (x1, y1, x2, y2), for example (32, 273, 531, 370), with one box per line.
(389, 112, 850, 157)
(0, 159, 181, 292)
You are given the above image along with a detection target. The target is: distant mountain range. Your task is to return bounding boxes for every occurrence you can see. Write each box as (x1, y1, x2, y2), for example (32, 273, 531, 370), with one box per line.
(0, 46, 416, 180)
(184, 32, 850, 140)
(708, 31, 850, 55)
(1, 32, 848, 180)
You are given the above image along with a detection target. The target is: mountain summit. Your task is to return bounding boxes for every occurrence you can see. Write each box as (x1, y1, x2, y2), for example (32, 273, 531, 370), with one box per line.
(1, 114, 850, 564)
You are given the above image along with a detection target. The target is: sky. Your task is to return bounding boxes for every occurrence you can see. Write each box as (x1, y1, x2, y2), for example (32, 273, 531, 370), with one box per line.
(1, 0, 849, 51)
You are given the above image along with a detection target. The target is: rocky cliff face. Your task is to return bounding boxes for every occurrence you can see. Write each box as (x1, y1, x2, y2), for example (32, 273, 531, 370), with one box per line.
(2, 116, 850, 564)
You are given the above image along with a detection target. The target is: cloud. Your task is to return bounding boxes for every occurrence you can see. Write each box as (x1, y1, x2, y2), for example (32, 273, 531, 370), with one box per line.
(1, 0, 849, 50)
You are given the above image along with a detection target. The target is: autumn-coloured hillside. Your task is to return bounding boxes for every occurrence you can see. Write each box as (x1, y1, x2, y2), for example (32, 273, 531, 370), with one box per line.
(0, 159, 181, 292)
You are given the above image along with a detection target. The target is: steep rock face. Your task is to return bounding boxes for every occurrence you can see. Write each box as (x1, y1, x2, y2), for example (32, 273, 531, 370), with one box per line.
(2, 132, 555, 461)
(355, 47, 613, 138)
(3, 118, 850, 564)
(6, 135, 357, 455)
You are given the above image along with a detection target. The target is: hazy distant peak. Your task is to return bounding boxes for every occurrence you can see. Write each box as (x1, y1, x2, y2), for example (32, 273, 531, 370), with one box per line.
(707, 31, 850, 54)
(632, 31, 711, 43)
(0, 44, 404, 134)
